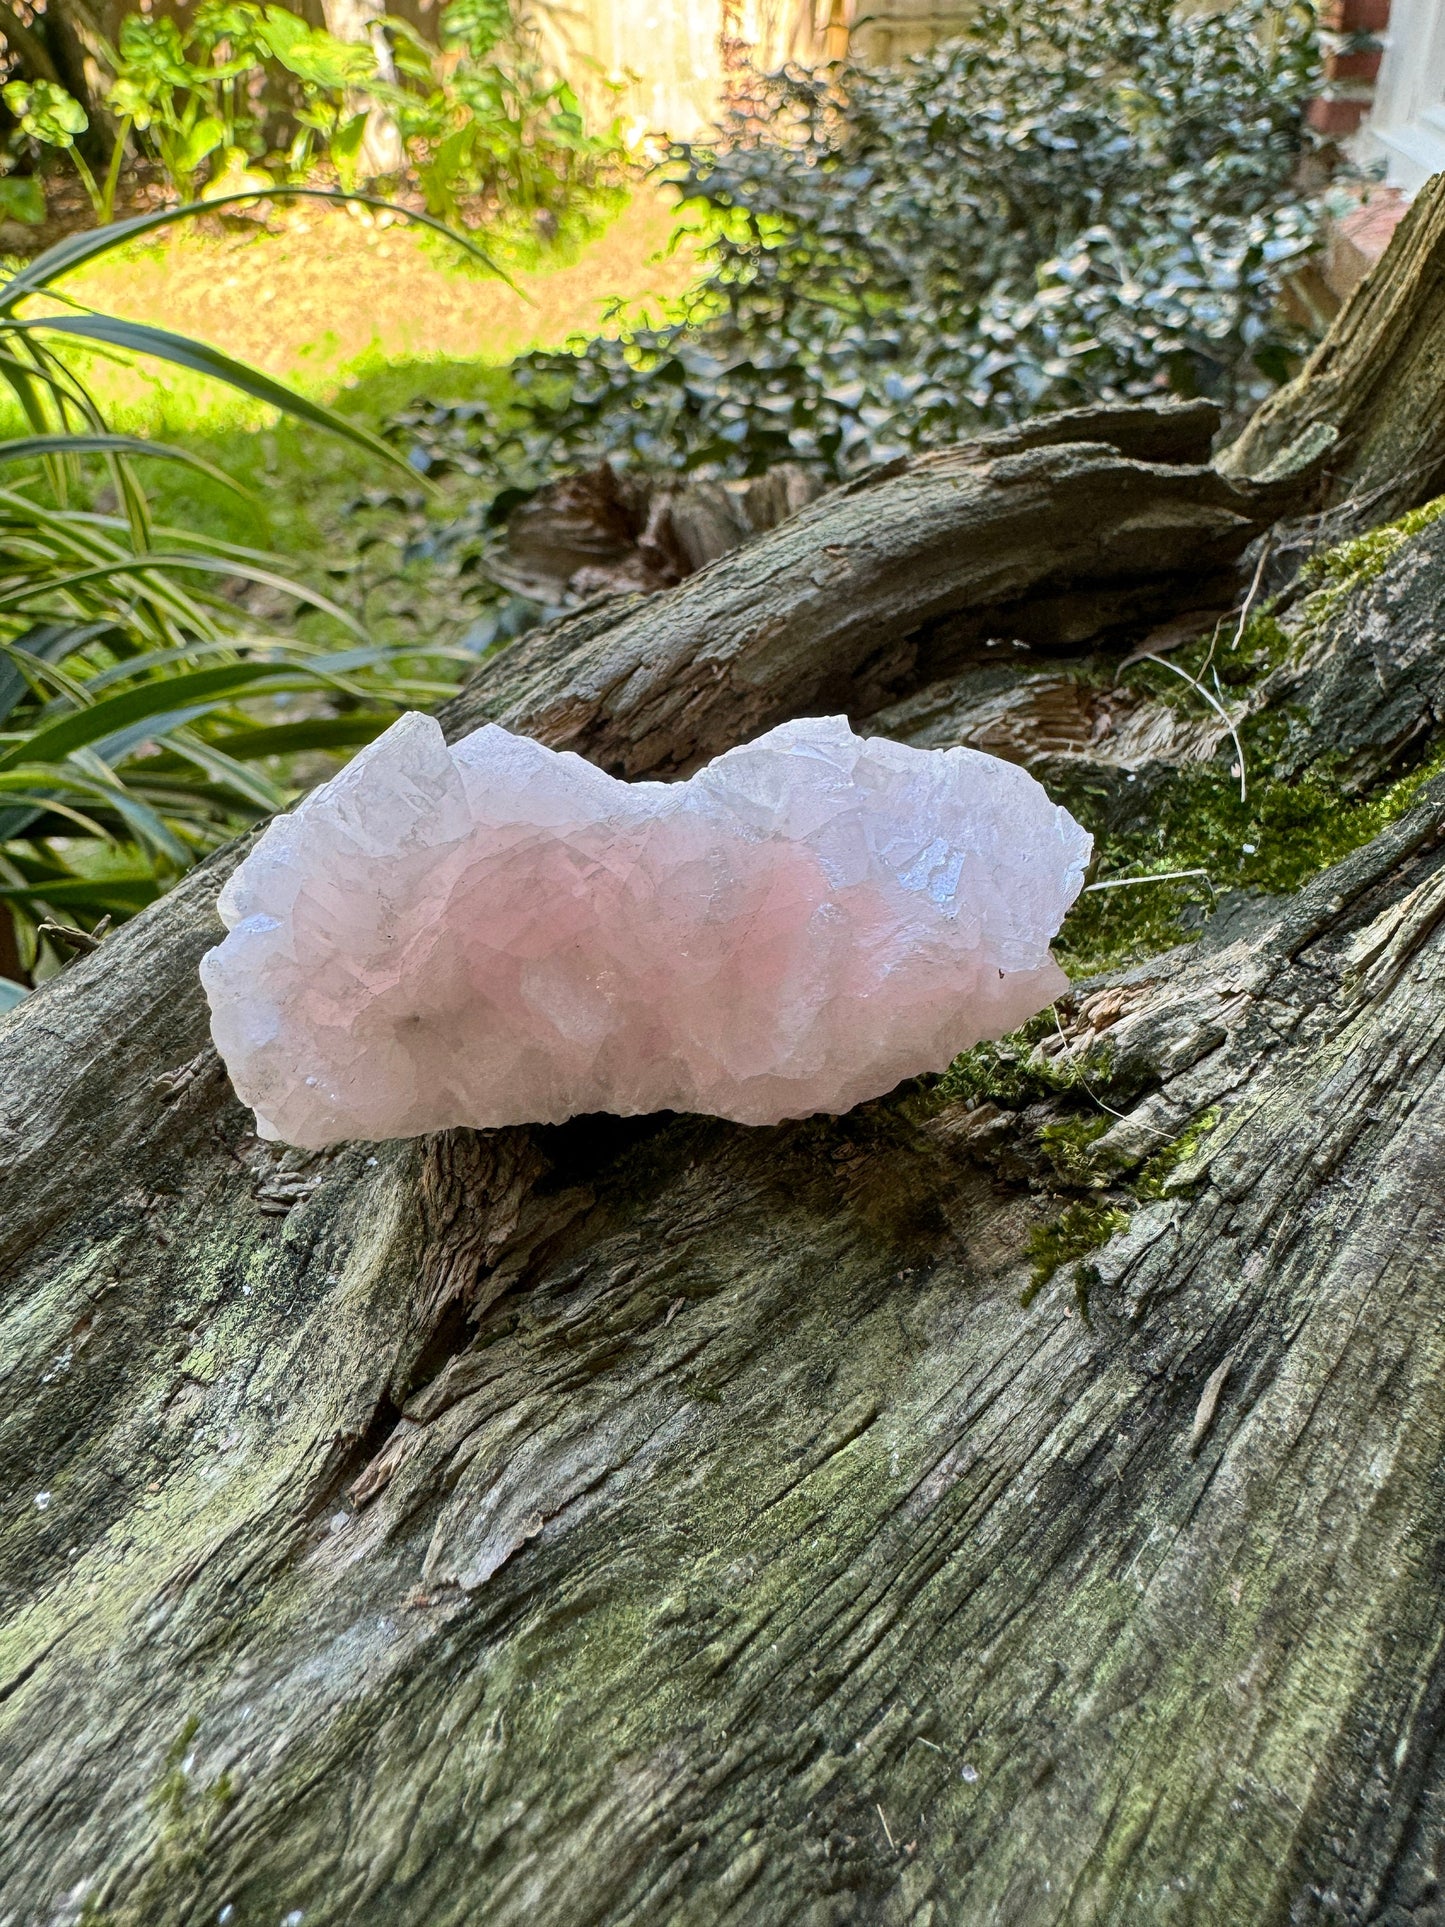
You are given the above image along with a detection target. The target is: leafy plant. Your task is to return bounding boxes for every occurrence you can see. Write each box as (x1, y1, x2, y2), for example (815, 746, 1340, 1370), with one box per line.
(388, 0, 614, 224)
(2, 76, 120, 221)
(0, 191, 496, 997)
(93, 0, 619, 216)
(395, 0, 1324, 518)
(252, 6, 379, 183)
(0, 169, 46, 228)
(105, 5, 372, 199)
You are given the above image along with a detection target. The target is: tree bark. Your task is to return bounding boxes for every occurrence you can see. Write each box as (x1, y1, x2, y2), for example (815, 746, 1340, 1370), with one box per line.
(1222, 167, 1445, 530)
(4, 395, 1445, 1925)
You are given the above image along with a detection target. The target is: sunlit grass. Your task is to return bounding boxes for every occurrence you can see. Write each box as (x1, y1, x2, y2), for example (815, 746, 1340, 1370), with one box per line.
(25, 182, 695, 420)
(1, 181, 702, 579)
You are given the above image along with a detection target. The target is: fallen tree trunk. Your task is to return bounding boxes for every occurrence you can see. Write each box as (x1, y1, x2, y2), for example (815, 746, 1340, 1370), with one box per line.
(3, 380, 1445, 1925)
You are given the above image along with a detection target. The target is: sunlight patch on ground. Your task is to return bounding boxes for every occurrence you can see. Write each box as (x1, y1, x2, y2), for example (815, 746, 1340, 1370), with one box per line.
(40, 184, 698, 433)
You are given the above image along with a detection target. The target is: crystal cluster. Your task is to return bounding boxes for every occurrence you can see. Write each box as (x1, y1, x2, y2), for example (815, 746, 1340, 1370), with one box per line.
(202, 713, 1091, 1147)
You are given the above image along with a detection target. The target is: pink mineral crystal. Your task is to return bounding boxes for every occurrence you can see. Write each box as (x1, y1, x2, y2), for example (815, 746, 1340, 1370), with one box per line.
(201, 712, 1091, 1147)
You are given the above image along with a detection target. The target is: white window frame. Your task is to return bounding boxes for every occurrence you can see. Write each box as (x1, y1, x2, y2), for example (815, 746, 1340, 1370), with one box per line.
(1363, 0, 1445, 190)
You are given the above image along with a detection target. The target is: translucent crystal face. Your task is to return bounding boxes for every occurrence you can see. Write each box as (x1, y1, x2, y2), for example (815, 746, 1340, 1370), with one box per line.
(201, 712, 1092, 1148)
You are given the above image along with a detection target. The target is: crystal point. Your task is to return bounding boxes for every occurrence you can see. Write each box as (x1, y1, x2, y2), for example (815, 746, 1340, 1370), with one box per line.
(201, 713, 1091, 1147)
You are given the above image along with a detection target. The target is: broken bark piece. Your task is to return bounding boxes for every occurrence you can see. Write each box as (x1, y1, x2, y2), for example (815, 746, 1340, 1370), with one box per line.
(866, 661, 1221, 772)
(490, 460, 826, 603)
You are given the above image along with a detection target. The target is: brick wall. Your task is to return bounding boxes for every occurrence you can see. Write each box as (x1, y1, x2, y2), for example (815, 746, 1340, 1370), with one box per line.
(1311, 0, 1391, 137)
(1308, 0, 1417, 302)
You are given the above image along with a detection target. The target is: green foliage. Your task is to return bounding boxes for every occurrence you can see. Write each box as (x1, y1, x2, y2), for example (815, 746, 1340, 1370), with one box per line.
(0, 203, 471, 985)
(4, 78, 88, 150)
(391, 1, 616, 223)
(3, 76, 107, 218)
(935, 1012, 1112, 1110)
(98, 0, 619, 215)
(0, 172, 45, 226)
(397, 0, 1323, 507)
(1025, 1200, 1131, 1298)
(108, 5, 368, 198)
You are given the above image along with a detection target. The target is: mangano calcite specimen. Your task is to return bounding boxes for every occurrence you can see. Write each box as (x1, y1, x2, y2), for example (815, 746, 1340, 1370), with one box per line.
(201, 711, 1091, 1146)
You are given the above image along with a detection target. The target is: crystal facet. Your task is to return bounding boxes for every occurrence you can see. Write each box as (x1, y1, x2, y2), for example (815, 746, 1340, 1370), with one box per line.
(201, 712, 1091, 1147)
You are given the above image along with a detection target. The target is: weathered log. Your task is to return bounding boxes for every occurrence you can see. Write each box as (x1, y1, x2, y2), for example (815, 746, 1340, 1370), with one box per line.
(865, 498, 1445, 814)
(5, 402, 1445, 1926)
(1222, 168, 1445, 527)
(443, 399, 1277, 778)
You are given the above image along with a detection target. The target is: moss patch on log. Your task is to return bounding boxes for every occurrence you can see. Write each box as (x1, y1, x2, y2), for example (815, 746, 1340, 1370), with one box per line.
(1038, 1112, 1113, 1187)
(1063, 724, 1445, 975)
(1133, 1107, 1221, 1199)
(1024, 1200, 1131, 1300)
(1296, 491, 1445, 612)
(1055, 500, 1445, 975)
(1021, 1106, 1222, 1303)
(932, 1014, 1112, 1111)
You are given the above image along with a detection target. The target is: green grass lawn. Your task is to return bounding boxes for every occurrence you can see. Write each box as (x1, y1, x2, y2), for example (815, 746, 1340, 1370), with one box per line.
(14, 183, 699, 656)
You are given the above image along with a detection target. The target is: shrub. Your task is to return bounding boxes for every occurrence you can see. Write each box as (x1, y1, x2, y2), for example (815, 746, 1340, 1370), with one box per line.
(397, 0, 1324, 499)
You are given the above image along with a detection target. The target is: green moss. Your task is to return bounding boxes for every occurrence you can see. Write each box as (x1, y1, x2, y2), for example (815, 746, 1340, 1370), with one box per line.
(1058, 730, 1445, 977)
(1054, 497, 1445, 977)
(1162, 609, 1297, 692)
(1250, 492, 1445, 663)
(154, 1717, 202, 1828)
(1021, 1111, 1219, 1304)
(1023, 1201, 1131, 1301)
(1133, 1107, 1221, 1200)
(1299, 492, 1445, 601)
(1039, 1113, 1111, 1187)
(124, 1715, 238, 1913)
(935, 1013, 1112, 1110)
